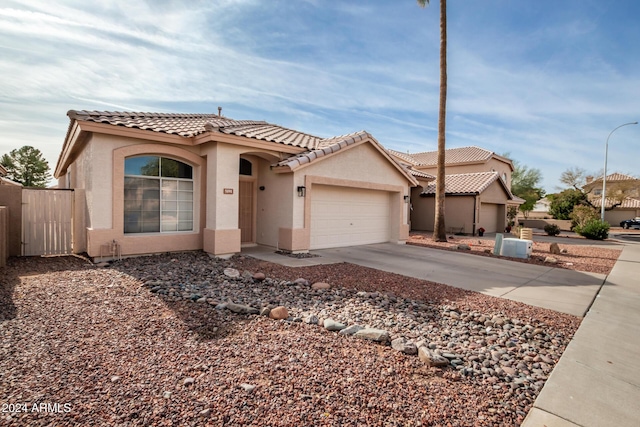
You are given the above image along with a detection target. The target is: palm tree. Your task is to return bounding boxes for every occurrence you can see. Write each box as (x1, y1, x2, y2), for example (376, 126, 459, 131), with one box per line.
(417, 0, 447, 242)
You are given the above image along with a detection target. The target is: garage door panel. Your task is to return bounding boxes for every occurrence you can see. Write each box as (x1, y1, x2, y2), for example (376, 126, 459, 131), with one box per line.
(480, 203, 499, 233)
(310, 186, 391, 249)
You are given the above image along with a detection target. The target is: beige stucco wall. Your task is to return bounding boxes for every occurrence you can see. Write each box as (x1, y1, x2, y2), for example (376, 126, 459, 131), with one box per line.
(520, 219, 572, 231)
(200, 143, 285, 255)
(278, 142, 411, 250)
(59, 131, 413, 257)
(60, 134, 206, 258)
(411, 179, 511, 235)
(480, 180, 510, 203)
(411, 194, 476, 234)
(255, 157, 294, 248)
(606, 208, 640, 227)
(201, 142, 242, 230)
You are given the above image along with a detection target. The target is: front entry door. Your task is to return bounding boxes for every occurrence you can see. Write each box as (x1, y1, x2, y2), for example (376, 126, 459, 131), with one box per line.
(239, 180, 254, 243)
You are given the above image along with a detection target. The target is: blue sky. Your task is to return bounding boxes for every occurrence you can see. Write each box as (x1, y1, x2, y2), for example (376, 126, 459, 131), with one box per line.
(1, 0, 638, 192)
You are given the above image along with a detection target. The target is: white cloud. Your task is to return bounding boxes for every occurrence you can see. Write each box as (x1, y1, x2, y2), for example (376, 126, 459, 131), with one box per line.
(1, 0, 639, 190)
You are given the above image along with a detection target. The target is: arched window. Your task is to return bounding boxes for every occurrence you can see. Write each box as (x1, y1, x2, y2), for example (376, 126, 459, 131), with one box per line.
(124, 156, 193, 233)
(239, 158, 252, 176)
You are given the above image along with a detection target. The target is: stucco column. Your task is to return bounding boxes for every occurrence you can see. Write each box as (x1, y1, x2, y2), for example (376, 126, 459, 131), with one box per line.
(202, 143, 241, 257)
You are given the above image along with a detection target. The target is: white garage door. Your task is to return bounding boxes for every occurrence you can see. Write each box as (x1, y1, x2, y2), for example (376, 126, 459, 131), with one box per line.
(310, 185, 391, 249)
(480, 203, 499, 233)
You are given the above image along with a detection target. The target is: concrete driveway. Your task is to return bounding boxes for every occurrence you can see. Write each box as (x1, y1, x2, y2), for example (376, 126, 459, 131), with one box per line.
(314, 243, 606, 317)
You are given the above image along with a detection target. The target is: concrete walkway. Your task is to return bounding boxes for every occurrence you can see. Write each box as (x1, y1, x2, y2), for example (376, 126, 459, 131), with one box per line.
(244, 243, 605, 317)
(522, 242, 640, 427)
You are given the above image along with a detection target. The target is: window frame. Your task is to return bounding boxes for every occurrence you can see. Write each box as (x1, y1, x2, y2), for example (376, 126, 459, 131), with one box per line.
(124, 156, 194, 234)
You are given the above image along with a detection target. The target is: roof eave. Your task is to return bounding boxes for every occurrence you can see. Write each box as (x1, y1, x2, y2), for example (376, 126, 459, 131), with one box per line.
(273, 134, 419, 186)
(195, 131, 305, 154)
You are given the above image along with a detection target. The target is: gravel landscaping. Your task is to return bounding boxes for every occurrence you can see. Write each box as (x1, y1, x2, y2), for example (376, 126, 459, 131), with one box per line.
(407, 233, 621, 275)
(1, 251, 583, 426)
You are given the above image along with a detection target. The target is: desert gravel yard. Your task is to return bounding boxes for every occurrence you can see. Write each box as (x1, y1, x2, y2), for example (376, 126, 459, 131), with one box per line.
(1, 252, 583, 426)
(407, 233, 621, 275)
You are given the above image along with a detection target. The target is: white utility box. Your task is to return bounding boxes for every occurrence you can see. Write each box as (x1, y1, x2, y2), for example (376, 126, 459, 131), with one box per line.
(500, 238, 533, 259)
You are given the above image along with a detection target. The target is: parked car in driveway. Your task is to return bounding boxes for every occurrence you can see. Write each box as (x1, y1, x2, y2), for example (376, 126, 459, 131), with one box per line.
(620, 217, 640, 229)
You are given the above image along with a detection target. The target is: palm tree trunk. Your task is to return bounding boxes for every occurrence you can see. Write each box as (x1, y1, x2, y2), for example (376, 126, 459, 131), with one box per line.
(433, 0, 447, 242)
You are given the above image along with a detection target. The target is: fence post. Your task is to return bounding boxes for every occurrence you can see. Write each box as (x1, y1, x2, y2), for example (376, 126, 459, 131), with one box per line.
(0, 206, 7, 267)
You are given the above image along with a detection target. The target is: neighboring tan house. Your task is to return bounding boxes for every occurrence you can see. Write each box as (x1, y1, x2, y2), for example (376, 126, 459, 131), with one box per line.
(54, 110, 417, 259)
(584, 173, 640, 225)
(0, 164, 22, 186)
(389, 146, 521, 234)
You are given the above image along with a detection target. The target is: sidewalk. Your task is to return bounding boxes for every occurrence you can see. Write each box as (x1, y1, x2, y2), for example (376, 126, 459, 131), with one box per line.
(522, 243, 640, 426)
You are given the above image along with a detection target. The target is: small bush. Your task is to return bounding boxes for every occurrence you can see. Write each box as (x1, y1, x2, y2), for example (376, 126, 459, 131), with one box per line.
(576, 219, 610, 240)
(570, 205, 599, 231)
(544, 224, 561, 236)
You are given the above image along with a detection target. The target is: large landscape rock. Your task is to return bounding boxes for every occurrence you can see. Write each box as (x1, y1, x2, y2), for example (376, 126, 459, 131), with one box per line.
(391, 337, 418, 355)
(223, 268, 240, 278)
(323, 318, 347, 331)
(269, 306, 289, 320)
(226, 302, 259, 315)
(418, 347, 449, 367)
(354, 328, 390, 343)
(339, 325, 364, 336)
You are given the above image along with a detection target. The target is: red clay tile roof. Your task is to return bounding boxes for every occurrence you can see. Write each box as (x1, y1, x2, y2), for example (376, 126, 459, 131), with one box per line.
(389, 146, 515, 173)
(390, 146, 494, 166)
(590, 197, 640, 209)
(0, 164, 6, 176)
(67, 110, 321, 149)
(408, 169, 435, 179)
(387, 149, 420, 166)
(274, 131, 371, 169)
(420, 171, 514, 197)
(272, 131, 418, 185)
(589, 173, 637, 183)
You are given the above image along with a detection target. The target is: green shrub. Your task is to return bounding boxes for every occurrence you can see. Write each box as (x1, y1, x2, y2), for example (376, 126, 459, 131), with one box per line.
(544, 224, 561, 236)
(570, 205, 598, 231)
(576, 219, 610, 240)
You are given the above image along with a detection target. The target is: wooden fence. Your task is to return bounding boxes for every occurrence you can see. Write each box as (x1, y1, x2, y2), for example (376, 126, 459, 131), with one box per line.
(21, 189, 74, 256)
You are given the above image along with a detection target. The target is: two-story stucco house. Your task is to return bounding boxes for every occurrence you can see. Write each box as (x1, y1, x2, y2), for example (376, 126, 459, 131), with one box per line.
(389, 146, 522, 235)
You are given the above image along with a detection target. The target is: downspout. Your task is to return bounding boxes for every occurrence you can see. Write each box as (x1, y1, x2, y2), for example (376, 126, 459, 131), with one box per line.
(472, 195, 478, 236)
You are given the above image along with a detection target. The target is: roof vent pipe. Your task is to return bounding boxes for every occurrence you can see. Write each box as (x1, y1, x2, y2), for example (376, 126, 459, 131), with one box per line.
(218, 106, 222, 117)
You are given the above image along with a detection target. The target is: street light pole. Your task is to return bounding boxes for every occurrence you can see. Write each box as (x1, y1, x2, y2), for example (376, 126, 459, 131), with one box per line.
(601, 121, 638, 221)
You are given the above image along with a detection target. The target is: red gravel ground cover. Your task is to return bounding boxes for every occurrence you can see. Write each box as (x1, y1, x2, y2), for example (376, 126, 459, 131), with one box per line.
(407, 232, 621, 275)
(0, 253, 583, 427)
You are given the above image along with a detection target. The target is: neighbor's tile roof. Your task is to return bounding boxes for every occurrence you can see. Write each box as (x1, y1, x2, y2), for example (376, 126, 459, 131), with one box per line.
(67, 110, 322, 149)
(420, 171, 513, 197)
(0, 164, 6, 176)
(591, 173, 638, 182)
(387, 149, 420, 166)
(590, 197, 640, 209)
(0, 176, 22, 186)
(408, 169, 435, 179)
(390, 146, 494, 166)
